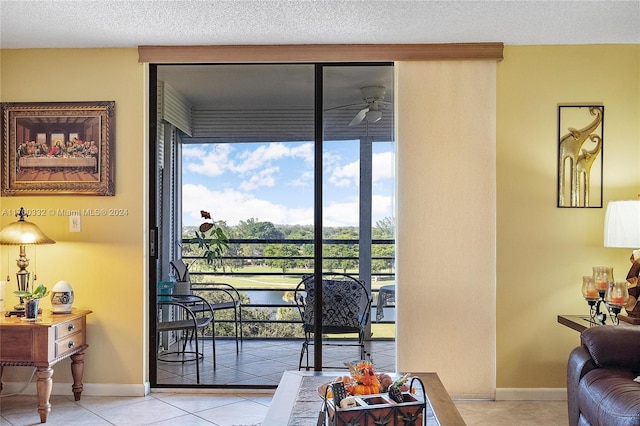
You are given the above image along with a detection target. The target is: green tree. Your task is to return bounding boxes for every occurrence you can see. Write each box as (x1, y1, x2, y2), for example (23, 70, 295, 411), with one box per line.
(235, 218, 284, 265)
(373, 217, 395, 239)
(372, 217, 395, 273)
(323, 229, 358, 273)
(372, 243, 394, 273)
(224, 227, 245, 271)
(287, 227, 314, 268)
(264, 243, 300, 275)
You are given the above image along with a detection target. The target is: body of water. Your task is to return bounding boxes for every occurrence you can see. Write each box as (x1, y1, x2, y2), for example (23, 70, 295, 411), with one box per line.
(244, 289, 396, 321)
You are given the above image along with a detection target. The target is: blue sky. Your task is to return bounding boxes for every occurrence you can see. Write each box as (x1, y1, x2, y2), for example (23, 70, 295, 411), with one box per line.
(182, 141, 395, 227)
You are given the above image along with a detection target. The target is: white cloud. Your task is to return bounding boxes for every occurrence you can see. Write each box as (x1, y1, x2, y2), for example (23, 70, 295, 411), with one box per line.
(328, 151, 395, 188)
(183, 183, 313, 226)
(181, 144, 394, 228)
(232, 142, 313, 174)
(184, 184, 393, 228)
(183, 144, 233, 177)
(239, 166, 279, 191)
(372, 194, 394, 217)
(182, 145, 208, 158)
(329, 159, 359, 187)
(289, 170, 313, 187)
(289, 143, 314, 165)
(322, 151, 342, 170)
(372, 151, 395, 183)
(324, 199, 359, 227)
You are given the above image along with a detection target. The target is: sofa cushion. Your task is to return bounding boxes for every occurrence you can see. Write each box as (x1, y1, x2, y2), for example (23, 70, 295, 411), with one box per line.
(578, 368, 640, 426)
(581, 326, 640, 371)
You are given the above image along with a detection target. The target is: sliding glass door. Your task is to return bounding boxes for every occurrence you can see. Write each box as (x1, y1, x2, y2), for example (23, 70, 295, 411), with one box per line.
(150, 63, 394, 387)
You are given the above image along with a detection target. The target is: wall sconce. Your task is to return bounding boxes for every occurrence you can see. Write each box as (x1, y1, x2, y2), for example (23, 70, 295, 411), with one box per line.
(604, 199, 640, 324)
(0, 207, 55, 310)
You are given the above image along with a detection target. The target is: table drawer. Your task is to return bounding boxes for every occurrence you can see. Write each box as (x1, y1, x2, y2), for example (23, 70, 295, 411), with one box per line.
(55, 318, 83, 339)
(55, 332, 85, 358)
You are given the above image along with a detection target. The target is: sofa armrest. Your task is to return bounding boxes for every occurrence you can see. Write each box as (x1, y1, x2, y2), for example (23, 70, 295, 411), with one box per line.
(567, 346, 597, 426)
(581, 326, 640, 370)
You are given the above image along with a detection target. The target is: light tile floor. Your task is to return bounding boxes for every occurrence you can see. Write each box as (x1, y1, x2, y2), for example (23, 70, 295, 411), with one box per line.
(455, 400, 568, 426)
(1, 338, 568, 425)
(0, 393, 569, 425)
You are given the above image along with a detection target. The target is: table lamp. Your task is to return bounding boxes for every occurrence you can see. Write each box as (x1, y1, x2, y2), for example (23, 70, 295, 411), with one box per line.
(0, 207, 55, 310)
(604, 199, 640, 324)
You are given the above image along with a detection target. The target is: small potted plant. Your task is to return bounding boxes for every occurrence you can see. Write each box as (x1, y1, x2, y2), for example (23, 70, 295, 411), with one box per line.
(15, 284, 49, 319)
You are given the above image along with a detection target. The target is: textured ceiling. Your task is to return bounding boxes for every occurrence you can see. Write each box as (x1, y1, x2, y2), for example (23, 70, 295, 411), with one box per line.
(1, 0, 638, 49)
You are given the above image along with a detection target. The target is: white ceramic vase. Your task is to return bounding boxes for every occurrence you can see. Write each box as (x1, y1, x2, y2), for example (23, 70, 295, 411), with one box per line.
(50, 280, 74, 313)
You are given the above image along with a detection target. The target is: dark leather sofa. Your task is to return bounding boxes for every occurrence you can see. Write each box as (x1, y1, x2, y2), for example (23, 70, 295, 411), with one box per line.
(567, 325, 640, 426)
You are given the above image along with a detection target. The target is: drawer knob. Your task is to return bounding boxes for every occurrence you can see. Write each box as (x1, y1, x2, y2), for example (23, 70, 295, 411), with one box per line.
(67, 324, 75, 332)
(68, 341, 75, 349)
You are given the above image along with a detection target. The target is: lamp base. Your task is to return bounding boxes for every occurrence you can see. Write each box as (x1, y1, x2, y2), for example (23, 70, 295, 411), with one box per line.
(618, 314, 640, 325)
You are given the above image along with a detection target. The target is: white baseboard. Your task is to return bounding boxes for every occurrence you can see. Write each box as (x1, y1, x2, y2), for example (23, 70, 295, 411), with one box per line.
(0, 382, 565, 401)
(495, 388, 567, 401)
(1, 381, 150, 397)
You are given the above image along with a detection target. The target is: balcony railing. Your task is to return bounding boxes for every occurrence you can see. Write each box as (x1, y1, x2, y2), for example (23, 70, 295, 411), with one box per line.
(177, 238, 396, 340)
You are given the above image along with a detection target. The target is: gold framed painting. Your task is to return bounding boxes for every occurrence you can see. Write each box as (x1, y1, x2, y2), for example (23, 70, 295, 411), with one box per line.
(1, 101, 115, 196)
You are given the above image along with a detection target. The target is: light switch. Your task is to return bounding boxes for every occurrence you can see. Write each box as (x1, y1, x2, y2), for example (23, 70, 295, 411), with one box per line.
(70, 215, 81, 232)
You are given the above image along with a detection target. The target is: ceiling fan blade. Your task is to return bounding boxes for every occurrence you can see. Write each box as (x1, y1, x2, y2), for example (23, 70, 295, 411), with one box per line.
(324, 102, 365, 112)
(349, 107, 369, 126)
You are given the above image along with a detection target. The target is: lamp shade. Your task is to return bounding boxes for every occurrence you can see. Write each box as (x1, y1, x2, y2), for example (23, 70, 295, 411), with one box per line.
(604, 200, 640, 248)
(0, 208, 55, 245)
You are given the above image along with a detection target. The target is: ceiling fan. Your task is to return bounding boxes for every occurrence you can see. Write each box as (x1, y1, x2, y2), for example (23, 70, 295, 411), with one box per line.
(327, 86, 392, 126)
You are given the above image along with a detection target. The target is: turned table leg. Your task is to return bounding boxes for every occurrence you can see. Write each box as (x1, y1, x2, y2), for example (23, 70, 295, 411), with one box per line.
(70, 351, 86, 401)
(35, 366, 53, 423)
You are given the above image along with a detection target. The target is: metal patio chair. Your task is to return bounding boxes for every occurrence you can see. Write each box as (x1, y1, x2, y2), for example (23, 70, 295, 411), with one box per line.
(294, 272, 372, 370)
(170, 259, 243, 352)
(157, 294, 215, 383)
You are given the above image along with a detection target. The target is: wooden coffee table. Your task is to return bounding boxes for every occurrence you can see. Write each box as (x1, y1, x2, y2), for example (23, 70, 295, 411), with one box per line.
(263, 370, 465, 425)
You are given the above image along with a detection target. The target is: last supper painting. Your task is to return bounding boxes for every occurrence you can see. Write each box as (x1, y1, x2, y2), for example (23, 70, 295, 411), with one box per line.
(1, 101, 115, 196)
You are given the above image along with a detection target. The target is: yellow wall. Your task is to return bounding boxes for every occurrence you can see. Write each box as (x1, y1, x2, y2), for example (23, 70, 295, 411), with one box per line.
(0, 44, 638, 397)
(496, 45, 640, 391)
(0, 49, 148, 394)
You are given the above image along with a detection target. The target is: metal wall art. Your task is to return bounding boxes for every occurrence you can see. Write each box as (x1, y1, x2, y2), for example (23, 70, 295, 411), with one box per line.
(557, 105, 604, 208)
(1, 101, 115, 196)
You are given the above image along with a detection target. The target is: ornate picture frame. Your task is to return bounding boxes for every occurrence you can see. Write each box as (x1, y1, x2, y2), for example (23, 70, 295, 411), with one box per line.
(1, 101, 115, 196)
(557, 105, 604, 208)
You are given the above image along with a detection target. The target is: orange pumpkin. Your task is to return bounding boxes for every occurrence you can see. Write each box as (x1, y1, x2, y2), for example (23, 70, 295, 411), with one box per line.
(346, 361, 381, 395)
(350, 383, 379, 395)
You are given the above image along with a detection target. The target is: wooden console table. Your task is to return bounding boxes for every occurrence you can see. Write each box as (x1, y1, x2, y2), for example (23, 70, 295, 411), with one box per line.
(558, 314, 634, 333)
(0, 309, 92, 423)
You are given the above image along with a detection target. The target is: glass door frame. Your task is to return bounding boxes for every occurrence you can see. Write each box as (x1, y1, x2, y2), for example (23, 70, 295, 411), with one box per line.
(148, 61, 393, 384)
